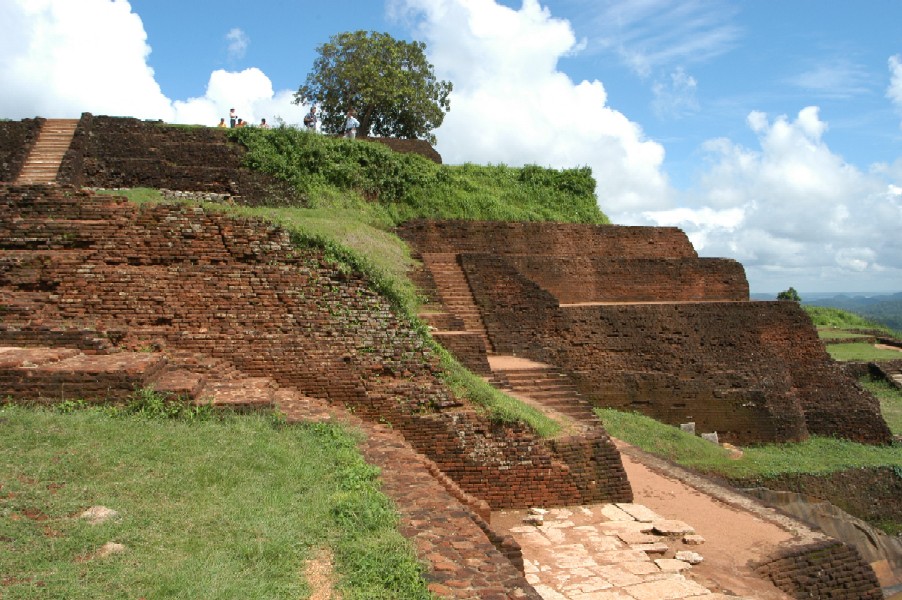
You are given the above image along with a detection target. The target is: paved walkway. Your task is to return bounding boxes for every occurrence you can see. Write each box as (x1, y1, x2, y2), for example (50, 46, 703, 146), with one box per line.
(490, 439, 824, 599)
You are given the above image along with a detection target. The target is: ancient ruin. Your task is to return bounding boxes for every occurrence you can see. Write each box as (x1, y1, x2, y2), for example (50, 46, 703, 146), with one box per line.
(0, 115, 894, 599)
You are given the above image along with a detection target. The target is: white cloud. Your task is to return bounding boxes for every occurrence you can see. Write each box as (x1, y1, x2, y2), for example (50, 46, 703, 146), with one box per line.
(588, 0, 740, 77)
(642, 107, 902, 291)
(173, 69, 307, 127)
(226, 28, 249, 61)
(0, 0, 172, 120)
(392, 0, 672, 214)
(0, 0, 306, 127)
(651, 67, 699, 119)
(789, 58, 871, 99)
(889, 55, 902, 126)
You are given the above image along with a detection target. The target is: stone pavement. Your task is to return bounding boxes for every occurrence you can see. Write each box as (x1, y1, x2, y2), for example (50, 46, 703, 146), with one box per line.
(494, 503, 757, 600)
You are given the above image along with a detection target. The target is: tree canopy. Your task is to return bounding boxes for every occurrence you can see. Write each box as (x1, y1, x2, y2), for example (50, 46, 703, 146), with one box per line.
(777, 287, 801, 302)
(294, 30, 452, 144)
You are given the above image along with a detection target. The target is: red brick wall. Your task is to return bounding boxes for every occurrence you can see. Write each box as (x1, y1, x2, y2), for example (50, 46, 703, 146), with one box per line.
(755, 540, 882, 600)
(506, 255, 748, 303)
(397, 219, 698, 258)
(0, 118, 43, 182)
(0, 184, 633, 508)
(57, 114, 281, 203)
(456, 253, 891, 445)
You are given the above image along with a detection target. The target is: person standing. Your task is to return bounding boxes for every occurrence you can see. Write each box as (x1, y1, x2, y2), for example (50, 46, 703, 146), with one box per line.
(303, 106, 318, 131)
(343, 110, 359, 139)
(229, 108, 237, 128)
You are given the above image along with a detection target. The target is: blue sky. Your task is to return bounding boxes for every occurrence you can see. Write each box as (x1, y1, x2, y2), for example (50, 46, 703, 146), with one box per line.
(2, 0, 901, 295)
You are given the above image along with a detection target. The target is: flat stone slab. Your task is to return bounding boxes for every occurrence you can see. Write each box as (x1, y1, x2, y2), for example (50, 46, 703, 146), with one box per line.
(622, 575, 711, 599)
(600, 503, 636, 522)
(654, 558, 692, 573)
(652, 520, 695, 536)
(615, 503, 663, 523)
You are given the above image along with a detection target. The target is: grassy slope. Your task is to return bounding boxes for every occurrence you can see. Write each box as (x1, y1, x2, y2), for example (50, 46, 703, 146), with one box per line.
(0, 403, 431, 600)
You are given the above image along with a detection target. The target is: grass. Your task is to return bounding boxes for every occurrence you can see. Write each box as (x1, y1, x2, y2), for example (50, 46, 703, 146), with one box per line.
(227, 126, 609, 226)
(596, 407, 901, 480)
(815, 328, 873, 340)
(861, 377, 902, 435)
(824, 342, 902, 362)
(804, 305, 898, 336)
(0, 403, 432, 600)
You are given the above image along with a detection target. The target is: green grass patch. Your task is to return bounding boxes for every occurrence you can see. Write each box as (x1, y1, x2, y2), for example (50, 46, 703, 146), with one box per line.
(596, 408, 901, 479)
(825, 342, 902, 362)
(804, 305, 897, 335)
(0, 405, 432, 600)
(861, 377, 902, 436)
(815, 328, 872, 340)
(228, 126, 609, 225)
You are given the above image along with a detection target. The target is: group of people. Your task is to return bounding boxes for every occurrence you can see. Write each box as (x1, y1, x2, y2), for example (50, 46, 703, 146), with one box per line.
(216, 105, 359, 138)
(218, 108, 269, 129)
(303, 106, 359, 138)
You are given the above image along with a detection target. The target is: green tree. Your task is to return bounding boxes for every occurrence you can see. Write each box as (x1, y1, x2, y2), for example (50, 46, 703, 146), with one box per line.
(777, 287, 801, 302)
(294, 31, 452, 144)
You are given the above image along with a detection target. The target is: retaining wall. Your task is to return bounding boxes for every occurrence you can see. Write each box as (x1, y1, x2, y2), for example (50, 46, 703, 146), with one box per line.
(755, 540, 883, 600)
(398, 222, 892, 445)
(57, 114, 284, 203)
(397, 219, 697, 259)
(0, 184, 632, 509)
(0, 118, 43, 182)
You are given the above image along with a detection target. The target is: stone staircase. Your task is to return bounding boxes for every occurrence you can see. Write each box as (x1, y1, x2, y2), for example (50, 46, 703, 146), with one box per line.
(14, 119, 78, 184)
(491, 360, 602, 427)
(421, 252, 493, 352)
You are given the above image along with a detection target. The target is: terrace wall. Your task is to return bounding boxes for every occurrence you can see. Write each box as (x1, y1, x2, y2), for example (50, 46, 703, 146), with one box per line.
(0, 184, 632, 509)
(397, 219, 698, 259)
(0, 118, 43, 182)
(397, 222, 891, 445)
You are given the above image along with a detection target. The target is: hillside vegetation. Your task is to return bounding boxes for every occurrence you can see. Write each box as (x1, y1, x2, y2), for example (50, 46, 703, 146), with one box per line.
(228, 126, 609, 226)
(806, 292, 902, 331)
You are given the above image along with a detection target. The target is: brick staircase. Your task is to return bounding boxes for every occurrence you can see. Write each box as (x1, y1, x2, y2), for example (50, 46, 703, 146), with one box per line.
(420, 252, 493, 352)
(14, 119, 78, 184)
(491, 361, 602, 427)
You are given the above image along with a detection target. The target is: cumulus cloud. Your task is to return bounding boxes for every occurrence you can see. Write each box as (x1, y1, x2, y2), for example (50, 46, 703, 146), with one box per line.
(642, 107, 902, 291)
(392, 0, 672, 214)
(0, 0, 171, 120)
(0, 0, 306, 127)
(226, 28, 249, 61)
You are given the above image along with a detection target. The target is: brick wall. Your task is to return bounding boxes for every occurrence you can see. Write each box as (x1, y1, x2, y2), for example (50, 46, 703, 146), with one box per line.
(462, 253, 890, 444)
(397, 219, 698, 258)
(397, 225, 892, 445)
(0, 118, 43, 182)
(506, 255, 749, 303)
(0, 184, 632, 509)
(57, 114, 285, 204)
(755, 539, 883, 600)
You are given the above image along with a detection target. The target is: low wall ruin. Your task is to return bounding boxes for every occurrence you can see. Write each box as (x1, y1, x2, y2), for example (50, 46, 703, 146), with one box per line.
(0, 184, 632, 509)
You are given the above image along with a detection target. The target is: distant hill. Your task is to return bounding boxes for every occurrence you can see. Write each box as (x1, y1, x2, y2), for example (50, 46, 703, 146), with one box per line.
(803, 292, 902, 331)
